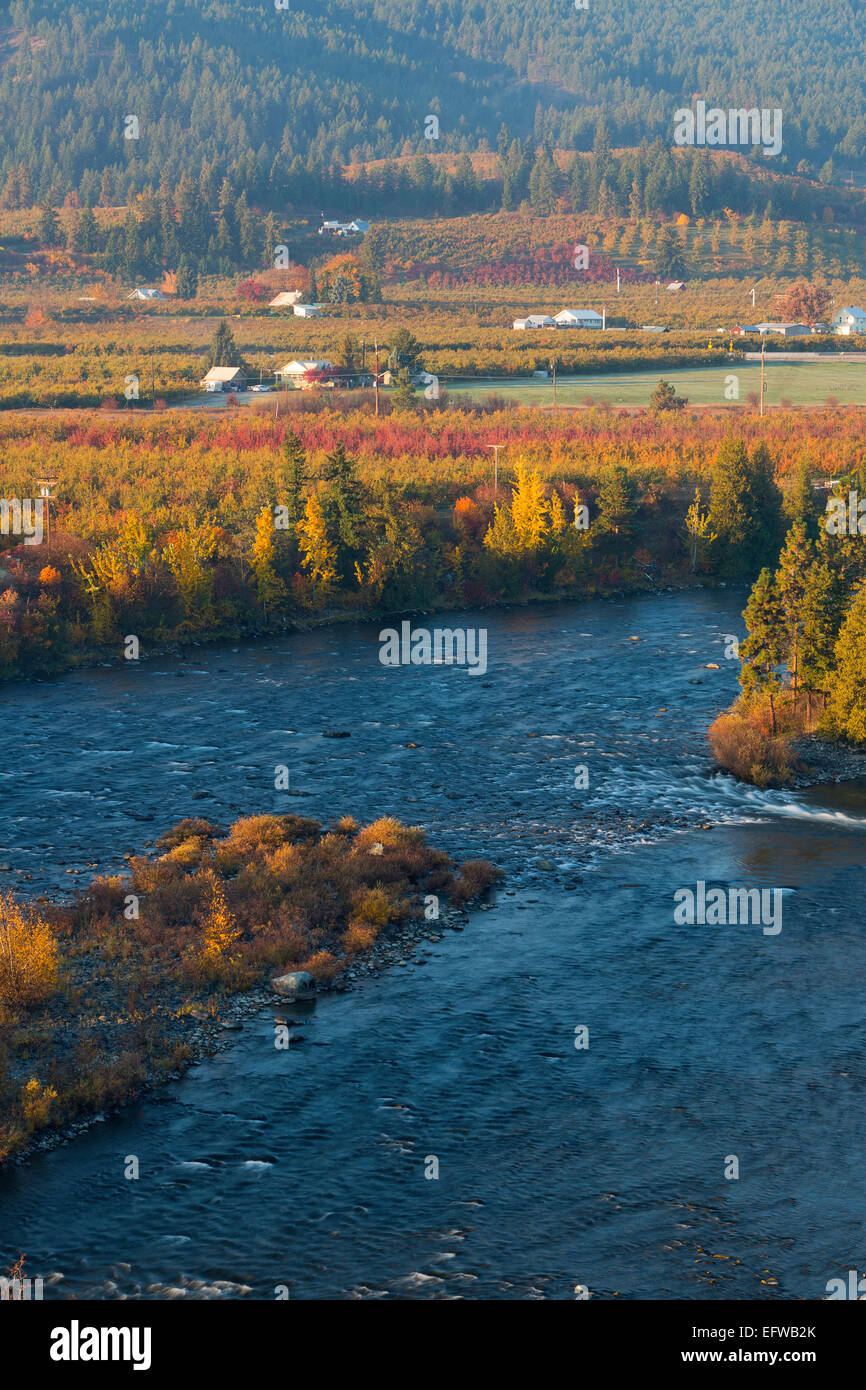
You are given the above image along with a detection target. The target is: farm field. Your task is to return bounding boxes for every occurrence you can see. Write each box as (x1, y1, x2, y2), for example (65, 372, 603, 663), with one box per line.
(445, 359, 866, 407)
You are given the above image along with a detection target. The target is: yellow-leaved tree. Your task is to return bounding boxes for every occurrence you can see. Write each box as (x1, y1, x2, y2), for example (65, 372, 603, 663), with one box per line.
(484, 460, 552, 560)
(0, 893, 60, 1008)
(199, 873, 242, 981)
(510, 460, 550, 551)
(251, 506, 286, 616)
(163, 515, 218, 624)
(298, 490, 338, 600)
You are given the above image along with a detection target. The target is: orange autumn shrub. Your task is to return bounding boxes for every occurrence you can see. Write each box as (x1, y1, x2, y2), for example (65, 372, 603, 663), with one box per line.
(342, 922, 377, 953)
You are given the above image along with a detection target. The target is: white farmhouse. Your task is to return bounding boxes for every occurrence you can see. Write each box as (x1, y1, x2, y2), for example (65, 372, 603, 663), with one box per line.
(293, 303, 324, 318)
(318, 218, 370, 237)
(832, 307, 866, 335)
(275, 359, 333, 387)
(554, 309, 604, 329)
(513, 314, 556, 330)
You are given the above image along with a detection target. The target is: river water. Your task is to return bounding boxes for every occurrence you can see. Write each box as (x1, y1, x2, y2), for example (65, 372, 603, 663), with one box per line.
(1, 590, 865, 1300)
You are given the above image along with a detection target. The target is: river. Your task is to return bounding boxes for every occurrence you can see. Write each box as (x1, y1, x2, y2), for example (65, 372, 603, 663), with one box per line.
(1, 590, 865, 1300)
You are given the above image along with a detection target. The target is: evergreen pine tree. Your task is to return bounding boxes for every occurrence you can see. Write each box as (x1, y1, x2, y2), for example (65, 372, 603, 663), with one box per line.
(280, 429, 308, 542)
(784, 458, 821, 535)
(321, 443, 364, 583)
(800, 559, 842, 715)
(596, 466, 637, 568)
(39, 199, 60, 246)
(390, 367, 417, 411)
(208, 319, 237, 368)
(827, 579, 866, 741)
(176, 256, 198, 299)
(651, 379, 687, 412)
(709, 438, 782, 576)
(654, 225, 686, 278)
(739, 567, 784, 732)
(775, 521, 814, 695)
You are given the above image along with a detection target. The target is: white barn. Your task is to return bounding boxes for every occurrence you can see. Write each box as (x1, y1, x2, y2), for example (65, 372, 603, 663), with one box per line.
(199, 366, 246, 392)
(554, 309, 604, 329)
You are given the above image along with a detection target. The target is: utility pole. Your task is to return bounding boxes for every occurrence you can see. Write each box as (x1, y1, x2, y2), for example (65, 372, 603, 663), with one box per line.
(150, 352, 156, 409)
(616, 267, 621, 294)
(760, 337, 765, 418)
(374, 340, 380, 417)
(36, 477, 57, 548)
(751, 284, 757, 309)
(486, 444, 502, 497)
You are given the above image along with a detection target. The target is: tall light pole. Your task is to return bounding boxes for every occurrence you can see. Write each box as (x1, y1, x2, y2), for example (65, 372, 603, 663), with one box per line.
(486, 444, 502, 497)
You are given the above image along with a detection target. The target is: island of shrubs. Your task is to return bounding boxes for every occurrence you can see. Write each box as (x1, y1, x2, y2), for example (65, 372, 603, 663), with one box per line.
(0, 812, 500, 1162)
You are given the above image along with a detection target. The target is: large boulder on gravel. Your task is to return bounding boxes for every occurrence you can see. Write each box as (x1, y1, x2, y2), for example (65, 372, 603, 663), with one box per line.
(271, 970, 316, 999)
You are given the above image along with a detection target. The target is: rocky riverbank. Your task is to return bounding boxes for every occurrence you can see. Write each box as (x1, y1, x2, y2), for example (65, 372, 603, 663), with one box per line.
(4, 893, 487, 1170)
(787, 735, 866, 788)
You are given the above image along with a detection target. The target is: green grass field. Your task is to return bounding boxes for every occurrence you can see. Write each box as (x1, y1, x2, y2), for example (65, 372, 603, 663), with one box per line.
(445, 360, 866, 407)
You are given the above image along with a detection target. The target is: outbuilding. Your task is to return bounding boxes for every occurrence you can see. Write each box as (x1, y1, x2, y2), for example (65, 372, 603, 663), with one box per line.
(513, 314, 556, 330)
(200, 366, 247, 392)
(268, 291, 303, 310)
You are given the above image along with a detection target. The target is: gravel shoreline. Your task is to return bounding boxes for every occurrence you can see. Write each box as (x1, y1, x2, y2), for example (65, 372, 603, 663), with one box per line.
(5, 897, 481, 1170)
(787, 735, 866, 789)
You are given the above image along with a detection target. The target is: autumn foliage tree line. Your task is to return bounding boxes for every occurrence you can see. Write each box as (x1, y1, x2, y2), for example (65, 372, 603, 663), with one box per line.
(2, 404, 863, 682)
(0, 322, 735, 409)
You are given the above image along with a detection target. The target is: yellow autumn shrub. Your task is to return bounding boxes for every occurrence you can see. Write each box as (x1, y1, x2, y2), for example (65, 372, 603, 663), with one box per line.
(0, 893, 60, 1007)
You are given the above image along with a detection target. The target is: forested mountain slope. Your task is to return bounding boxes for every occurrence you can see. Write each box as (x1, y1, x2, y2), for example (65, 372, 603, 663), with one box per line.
(1, 0, 864, 202)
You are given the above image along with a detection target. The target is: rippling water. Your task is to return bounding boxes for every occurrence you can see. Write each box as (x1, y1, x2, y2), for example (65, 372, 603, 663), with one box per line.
(2, 591, 865, 1299)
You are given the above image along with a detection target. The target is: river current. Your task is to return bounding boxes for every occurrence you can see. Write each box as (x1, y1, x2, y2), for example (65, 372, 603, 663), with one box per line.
(1, 590, 865, 1299)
